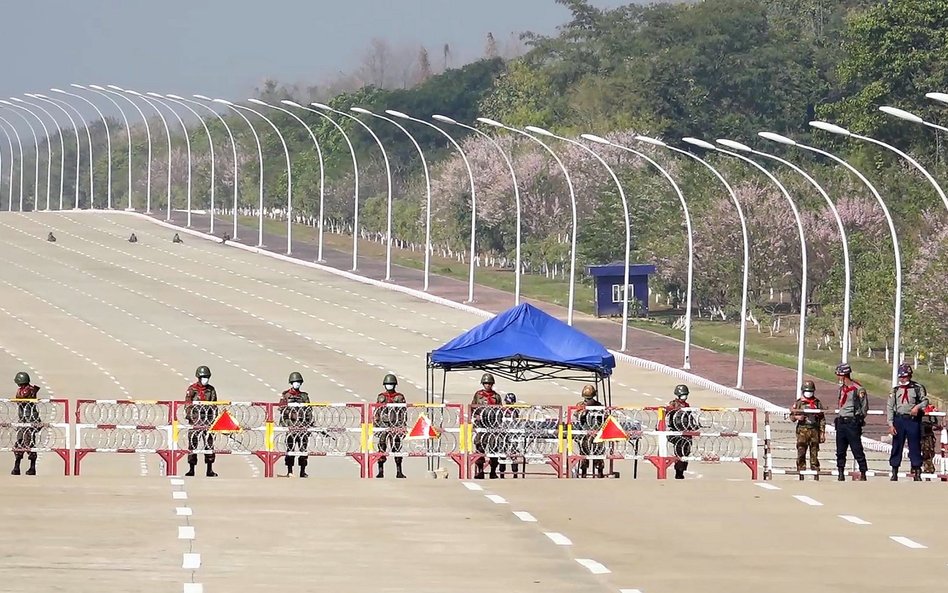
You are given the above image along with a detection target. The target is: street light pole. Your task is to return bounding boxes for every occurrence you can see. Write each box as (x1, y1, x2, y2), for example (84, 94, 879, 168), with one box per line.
(8, 100, 53, 210)
(143, 92, 194, 223)
(28, 94, 80, 209)
(123, 90, 170, 216)
(102, 85, 153, 211)
(161, 94, 214, 230)
(16, 97, 62, 210)
(65, 85, 113, 208)
(37, 94, 91, 209)
(0, 116, 20, 212)
(0, 102, 42, 211)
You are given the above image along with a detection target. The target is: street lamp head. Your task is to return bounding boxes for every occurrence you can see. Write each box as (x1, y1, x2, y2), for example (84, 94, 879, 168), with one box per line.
(146, 92, 164, 98)
(33, 93, 50, 99)
(580, 133, 611, 145)
(89, 84, 106, 91)
(125, 89, 142, 96)
(311, 102, 330, 110)
(634, 135, 667, 147)
(193, 94, 212, 101)
(524, 125, 555, 137)
(10, 98, 24, 103)
(106, 85, 124, 91)
(717, 139, 753, 152)
(432, 114, 458, 124)
(0, 100, 12, 106)
(385, 109, 410, 119)
(24, 93, 36, 98)
(682, 137, 716, 150)
(51, 88, 66, 94)
(247, 98, 269, 107)
(926, 92, 948, 106)
(166, 94, 184, 100)
(809, 121, 851, 136)
(350, 107, 372, 115)
(281, 100, 302, 108)
(476, 117, 504, 128)
(758, 131, 797, 146)
(69, 84, 85, 90)
(879, 105, 925, 124)
(213, 98, 234, 106)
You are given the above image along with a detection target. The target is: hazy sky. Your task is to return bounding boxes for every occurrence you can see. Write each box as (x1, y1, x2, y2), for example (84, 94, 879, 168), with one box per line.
(0, 1, 639, 111)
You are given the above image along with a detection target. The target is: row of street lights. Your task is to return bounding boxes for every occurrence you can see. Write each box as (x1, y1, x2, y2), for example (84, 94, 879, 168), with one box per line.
(2, 86, 948, 390)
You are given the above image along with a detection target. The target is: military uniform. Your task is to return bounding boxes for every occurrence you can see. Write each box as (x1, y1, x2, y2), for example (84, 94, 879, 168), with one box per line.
(834, 363, 869, 481)
(374, 373, 407, 479)
(279, 372, 313, 478)
(498, 393, 521, 478)
(472, 373, 503, 479)
(11, 372, 40, 476)
(184, 365, 219, 477)
(887, 364, 929, 481)
(666, 385, 697, 480)
(574, 384, 606, 479)
(790, 381, 825, 480)
(921, 404, 940, 475)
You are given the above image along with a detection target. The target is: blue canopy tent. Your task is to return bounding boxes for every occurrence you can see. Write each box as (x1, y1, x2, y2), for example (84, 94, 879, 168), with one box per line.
(426, 303, 617, 405)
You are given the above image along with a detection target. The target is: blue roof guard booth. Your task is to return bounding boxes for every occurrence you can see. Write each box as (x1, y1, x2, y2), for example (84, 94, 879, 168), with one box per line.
(585, 263, 656, 318)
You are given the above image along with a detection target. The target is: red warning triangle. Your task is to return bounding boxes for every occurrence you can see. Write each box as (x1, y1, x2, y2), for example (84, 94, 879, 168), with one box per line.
(405, 413, 440, 440)
(209, 409, 241, 433)
(594, 415, 628, 442)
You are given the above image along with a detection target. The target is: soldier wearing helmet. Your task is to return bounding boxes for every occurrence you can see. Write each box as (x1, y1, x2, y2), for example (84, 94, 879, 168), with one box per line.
(184, 365, 219, 477)
(374, 373, 407, 478)
(497, 393, 522, 478)
(666, 385, 696, 479)
(11, 372, 41, 476)
(574, 384, 606, 478)
(886, 363, 929, 481)
(921, 403, 941, 477)
(472, 372, 503, 479)
(790, 380, 826, 480)
(833, 362, 868, 481)
(278, 371, 313, 478)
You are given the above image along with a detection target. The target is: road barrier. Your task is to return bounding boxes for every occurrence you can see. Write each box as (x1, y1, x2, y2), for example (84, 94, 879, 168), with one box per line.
(74, 399, 173, 475)
(0, 398, 71, 475)
(467, 404, 564, 478)
(172, 401, 270, 476)
(366, 403, 465, 478)
(270, 402, 367, 477)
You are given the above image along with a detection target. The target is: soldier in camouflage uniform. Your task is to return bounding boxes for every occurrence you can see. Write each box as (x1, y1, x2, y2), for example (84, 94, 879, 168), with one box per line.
(790, 380, 825, 481)
(184, 365, 219, 477)
(886, 363, 929, 481)
(11, 372, 41, 476)
(574, 384, 606, 479)
(278, 371, 313, 478)
(472, 373, 503, 479)
(921, 404, 940, 476)
(666, 385, 697, 480)
(374, 373, 407, 479)
(498, 393, 522, 478)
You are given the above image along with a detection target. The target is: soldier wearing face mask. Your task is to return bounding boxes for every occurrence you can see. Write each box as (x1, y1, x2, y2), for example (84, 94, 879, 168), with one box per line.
(574, 384, 606, 478)
(472, 373, 503, 479)
(887, 363, 929, 481)
(665, 384, 696, 480)
(279, 372, 312, 478)
(184, 365, 219, 477)
(374, 373, 407, 479)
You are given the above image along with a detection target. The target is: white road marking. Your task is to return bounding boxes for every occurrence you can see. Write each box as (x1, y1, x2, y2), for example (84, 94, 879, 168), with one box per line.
(173, 491, 188, 500)
(619, 590, 644, 593)
(793, 495, 823, 506)
(178, 526, 196, 540)
(575, 558, 611, 574)
(175, 507, 193, 516)
(890, 536, 926, 549)
(182, 553, 201, 569)
(513, 511, 537, 522)
(485, 494, 507, 504)
(462, 482, 483, 491)
(183, 584, 203, 593)
(544, 532, 572, 546)
(170, 478, 185, 486)
(755, 483, 781, 490)
(838, 515, 871, 525)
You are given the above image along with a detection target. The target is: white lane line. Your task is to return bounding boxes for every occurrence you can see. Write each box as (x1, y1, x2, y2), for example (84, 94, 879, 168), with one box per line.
(793, 495, 823, 506)
(173, 491, 188, 500)
(485, 494, 507, 504)
(575, 558, 611, 574)
(178, 526, 196, 540)
(182, 553, 202, 569)
(462, 482, 483, 491)
(890, 536, 927, 549)
(170, 478, 185, 486)
(619, 590, 643, 593)
(183, 584, 204, 593)
(513, 511, 537, 522)
(544, 532, 573, 546)
(838, 515, 871, 525)
(175, 507, 193, 516)
(755, 483, 781, 490)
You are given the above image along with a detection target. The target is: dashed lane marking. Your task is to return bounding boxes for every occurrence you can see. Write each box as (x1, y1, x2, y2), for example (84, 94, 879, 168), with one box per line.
(462, 482, 483, 491)
(890, 536, 927, 549)
(544, 532, 573, 546)
(575, 558, 611, 575)
(513, 511, 537, 522)
(839, 515, 871, 525)
(755, 483, 781, 491)
(793, 495, 823, 507)
(182, 553, 201, 569)
(175, 507, 193, 516)
(485, 494, 507, 504)
(178, 526, 196, 540)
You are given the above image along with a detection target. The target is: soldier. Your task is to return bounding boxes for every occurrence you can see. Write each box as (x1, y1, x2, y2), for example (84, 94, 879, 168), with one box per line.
(278, 372, 312, 478)
(128, 233, 138, 243)
(921, 403, 941, 477)
(11, 372, 41, 476)
(834, 363, 869, 481)
(666, 384, 697, 480)
(47, 232, 56, 242)
(221, 233, 231, 244)
(374, 373, 407, 479)
(574, 384, 606, 479)
(172, 233, 183, 244)
(184, 365, 219, 477)
(498, 393, 521, 479)
(887, 363, 929, 481)
(790, 381, 825, 481)
(472, 373, 503, 479)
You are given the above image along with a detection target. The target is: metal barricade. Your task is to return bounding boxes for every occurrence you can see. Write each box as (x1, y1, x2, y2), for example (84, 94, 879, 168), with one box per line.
(74, 399, 174, 475)
(172, 401, 270, 476)
(566, 406, 661, 479)
(659, 406, 759, 479)
(0, 398, 71, 475)
(367, 403, 465, 478)
(467, 404, 564, 478)
(269, 402, 367, 477)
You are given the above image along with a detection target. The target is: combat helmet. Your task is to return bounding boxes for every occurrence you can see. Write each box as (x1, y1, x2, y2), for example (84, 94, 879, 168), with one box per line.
(504, 393, 517, 405)
(581, 384, 597, 399)
(383, 373, 398, 387)
(195, 365, 212, 379)
(480, 373, 495, 385)
(14, 372, 30, 386)
(801, 380, 816, 394)
(288, 371, 304, 384)
(674, 384, 689, 398)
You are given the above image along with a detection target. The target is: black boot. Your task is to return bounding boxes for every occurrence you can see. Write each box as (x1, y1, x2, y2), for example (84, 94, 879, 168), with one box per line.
(474, 459, 485, 479)
(285, 458, 295, 476)
(594, 461, 605, 479)
(814, 471, 820, 482)
(912, 467, 922, 482)
(858, 470, 867, 481)
(489, 458, 499, 479)
(512, 464, 520, 478)
(185, 462, 196, 477)
(891, 468, 899, 481)
(206, 462, 218, 477)
(299, 458, 308, 479)
(837, 469, 845, 482)
(499, 463, 507, 478)
(798, 472, 804, 481)
(25, 458, 36, 476)
(394, 457, 406, 479)
(376, 459, 385, 478)
(580, 461, 588, 479)
(11, 456, 21, 476)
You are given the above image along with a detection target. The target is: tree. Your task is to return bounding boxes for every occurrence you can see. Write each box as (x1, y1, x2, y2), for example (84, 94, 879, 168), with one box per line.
(417, 46, 432, 84)
(485, 32, 499, 59)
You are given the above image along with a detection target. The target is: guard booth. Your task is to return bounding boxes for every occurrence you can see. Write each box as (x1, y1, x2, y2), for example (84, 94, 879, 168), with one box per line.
(586, 263, 656, 318)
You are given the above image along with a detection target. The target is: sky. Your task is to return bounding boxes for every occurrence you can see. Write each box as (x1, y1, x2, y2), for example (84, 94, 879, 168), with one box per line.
(0, 0, 646, 130)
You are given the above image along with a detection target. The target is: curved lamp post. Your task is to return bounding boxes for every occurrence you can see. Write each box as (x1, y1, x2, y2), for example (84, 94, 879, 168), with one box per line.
(66, 85, 114, 208)
(587, 134, 695, 368)
(353, 108, 432, 290)
(284, 100, 359, 266)
(15, 97, 62, 210)
(29, 94, 81, 209)
(102, 85, 153, 211)
(434, 115, 522, 304)
(686, 137, 808, 392)
(8, 99, 53, 210)
(634, 135, 749, 386)
(252, 100, 325, 261)
(160, 94, 214, 230)
(0, 117, 20, 211)
(123, 90, 170, 215)
(142, 92, 193, 222)
(38, 93, 92, 209)
(479, 117, 577, 322)
(761, 131, 904, 387)
(0, 102, 41, 211)
(720, 138, 853, 365)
